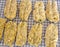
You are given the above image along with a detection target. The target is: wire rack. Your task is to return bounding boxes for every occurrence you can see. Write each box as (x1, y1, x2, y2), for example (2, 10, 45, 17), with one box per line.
(0, 0, 60, 47)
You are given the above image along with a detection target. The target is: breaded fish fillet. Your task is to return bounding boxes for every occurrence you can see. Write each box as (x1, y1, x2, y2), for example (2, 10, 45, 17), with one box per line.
(19, 0, 32, 21)
(45, 24, 58, 47)
(33, 1, 46, 22)
(4, 0, 17, 20)
(0, 18, 6, 40)
(4, 21, 17, 46)
(15, 22, 27, 46)
(28, 23, 42, 47)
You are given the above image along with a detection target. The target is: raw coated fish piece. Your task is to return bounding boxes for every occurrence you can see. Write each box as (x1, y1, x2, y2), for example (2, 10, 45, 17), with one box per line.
(45, 24, 58, 47)
(15, 22, 27, 46)
(33, 1, 46, 22)
(4, 21, 17, 46)
(4, 0, 17, 20)
(46, 0, 59, 23)
(19, 0, 32, 21)
(28, 23, 42, 47)
(0, 18, 7, 40)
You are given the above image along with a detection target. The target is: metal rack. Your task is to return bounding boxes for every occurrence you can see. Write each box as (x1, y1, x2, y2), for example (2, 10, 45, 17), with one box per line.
(0, 0, 60, 47)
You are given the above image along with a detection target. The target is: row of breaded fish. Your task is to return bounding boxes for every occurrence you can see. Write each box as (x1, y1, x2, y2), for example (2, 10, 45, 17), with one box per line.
(4, 0, 59, 23)
(0, 18, 58, 47)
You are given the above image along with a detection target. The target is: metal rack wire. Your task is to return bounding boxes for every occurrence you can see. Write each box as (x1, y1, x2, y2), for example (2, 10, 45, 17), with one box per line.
(0, 0, 60, 47)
